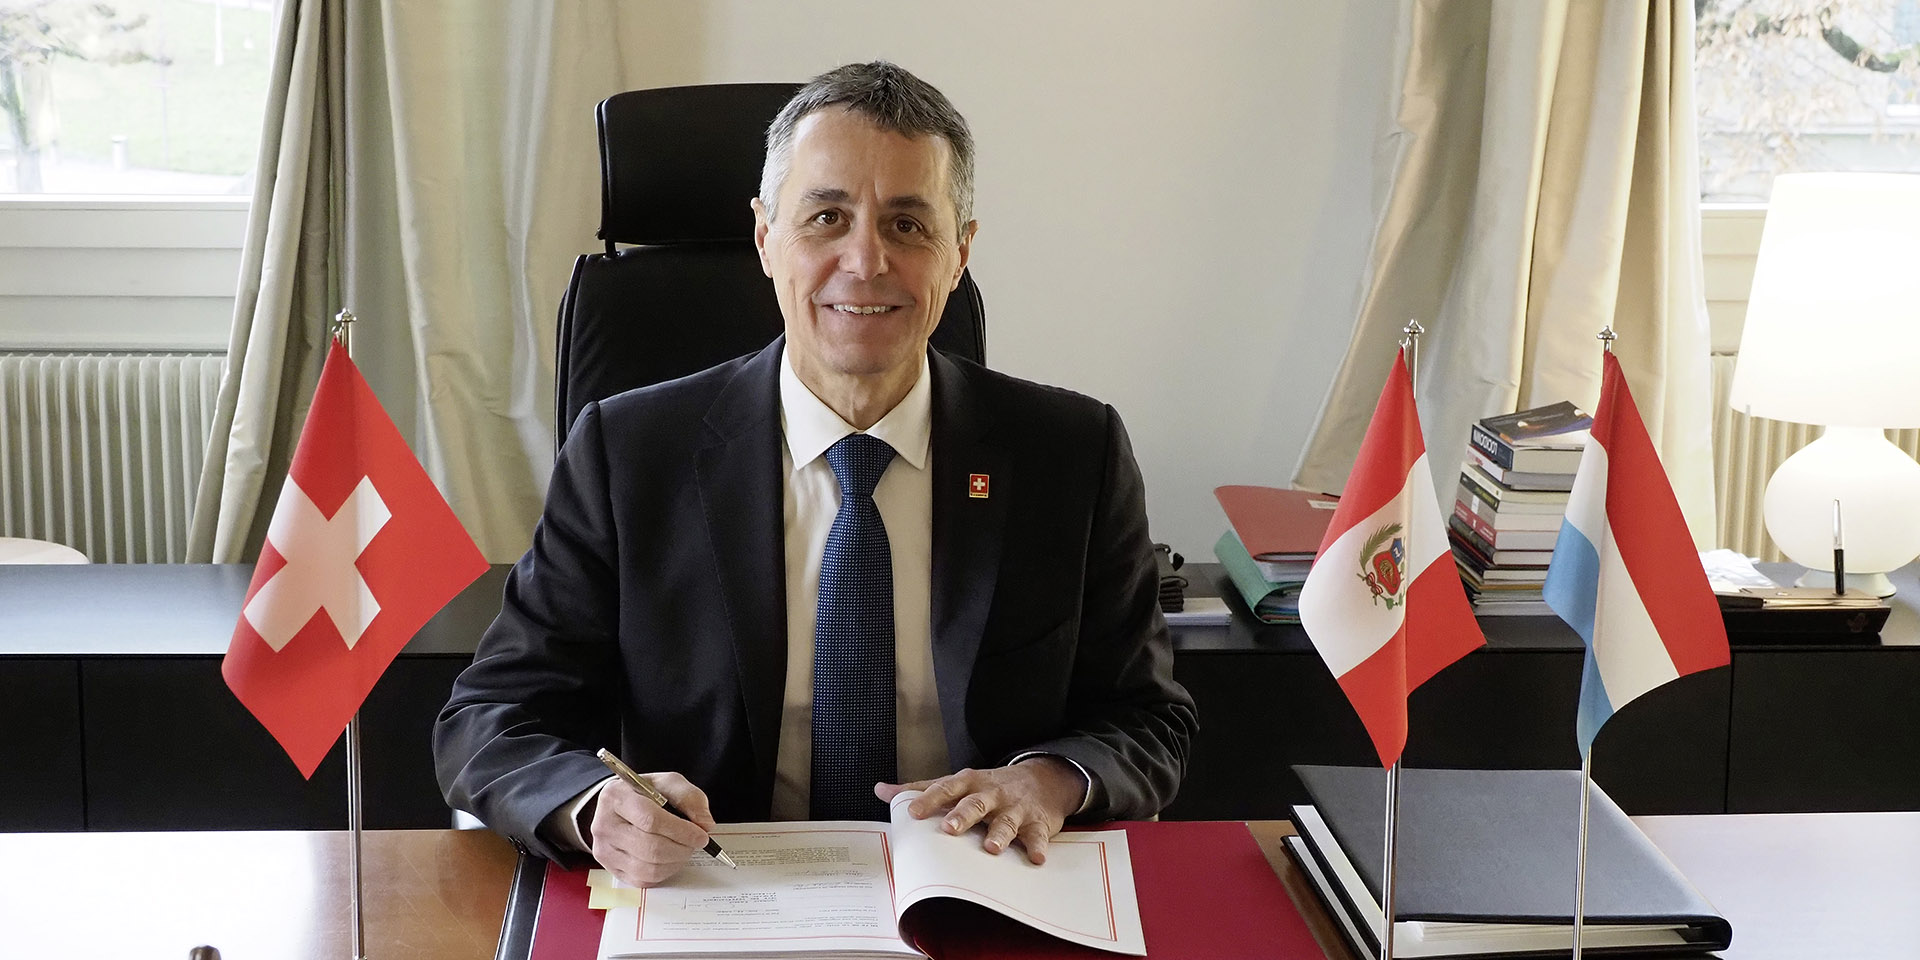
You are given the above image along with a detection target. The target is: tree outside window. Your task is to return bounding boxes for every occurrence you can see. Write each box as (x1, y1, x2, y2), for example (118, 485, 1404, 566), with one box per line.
(1698, 0, 1920, 202)
(0, 0, 273, 195)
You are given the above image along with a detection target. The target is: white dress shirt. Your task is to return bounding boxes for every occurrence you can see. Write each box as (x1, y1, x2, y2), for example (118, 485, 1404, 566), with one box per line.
(770, 348, 947, 818)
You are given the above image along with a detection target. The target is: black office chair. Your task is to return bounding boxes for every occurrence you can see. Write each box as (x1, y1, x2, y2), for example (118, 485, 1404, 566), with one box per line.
(553, 83, 987, 443)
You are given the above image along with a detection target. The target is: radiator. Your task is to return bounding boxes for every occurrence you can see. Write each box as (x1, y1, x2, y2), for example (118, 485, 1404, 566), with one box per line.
(1710, 354, 1920, 560)
(0, 352, 226, 563)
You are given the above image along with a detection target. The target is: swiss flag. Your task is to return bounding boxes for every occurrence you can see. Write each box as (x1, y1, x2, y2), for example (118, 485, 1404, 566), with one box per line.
(222, 340, 488, 777)
(1297, 348, 1485, 767)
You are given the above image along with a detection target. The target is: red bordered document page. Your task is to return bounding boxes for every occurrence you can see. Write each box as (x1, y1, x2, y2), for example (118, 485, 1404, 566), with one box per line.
(595, 792, 1145, 959)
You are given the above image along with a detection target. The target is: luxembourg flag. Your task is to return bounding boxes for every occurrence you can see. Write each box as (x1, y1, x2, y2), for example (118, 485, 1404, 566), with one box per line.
(1544, 352, 1729, 756)
(1299, 349, 1486, 768)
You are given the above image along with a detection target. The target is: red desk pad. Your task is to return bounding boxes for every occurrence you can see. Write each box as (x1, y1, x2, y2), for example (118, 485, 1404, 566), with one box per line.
(527, 820, 1324, 960)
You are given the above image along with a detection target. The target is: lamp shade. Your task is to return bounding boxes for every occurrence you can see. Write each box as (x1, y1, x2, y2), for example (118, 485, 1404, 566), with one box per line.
(1727, 173, 1920, 428)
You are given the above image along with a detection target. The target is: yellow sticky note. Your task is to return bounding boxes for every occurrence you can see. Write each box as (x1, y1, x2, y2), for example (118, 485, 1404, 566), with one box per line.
(585, 868, 645, 909)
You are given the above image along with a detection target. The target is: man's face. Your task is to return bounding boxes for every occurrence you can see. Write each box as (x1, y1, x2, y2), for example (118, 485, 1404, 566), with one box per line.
(753, 107, 975, 393)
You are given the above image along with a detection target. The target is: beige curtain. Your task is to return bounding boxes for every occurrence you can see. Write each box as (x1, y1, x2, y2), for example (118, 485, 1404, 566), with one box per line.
(190, 3, 695, 563)
(1292, 0, 1718, 547)
(186, 0, 342, 563)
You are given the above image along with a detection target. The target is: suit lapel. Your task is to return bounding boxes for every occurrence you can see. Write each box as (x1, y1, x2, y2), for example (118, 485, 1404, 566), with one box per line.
(928, 350, 1008, 769)
(695, 340, 787, 803)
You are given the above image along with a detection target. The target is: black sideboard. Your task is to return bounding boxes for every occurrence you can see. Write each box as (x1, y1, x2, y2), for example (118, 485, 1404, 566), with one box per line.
(1, 564, 499, 832)
(3, 561, 1916, 831)
(1164, 563, 1920, 819)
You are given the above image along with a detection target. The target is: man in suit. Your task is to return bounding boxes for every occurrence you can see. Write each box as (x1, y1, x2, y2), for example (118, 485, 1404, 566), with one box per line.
(434, 61, 1194, 887)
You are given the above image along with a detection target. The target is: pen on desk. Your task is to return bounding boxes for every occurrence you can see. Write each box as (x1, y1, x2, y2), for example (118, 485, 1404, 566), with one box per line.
(1833, 499, 1846, 597)
(596, 748, 738, 868)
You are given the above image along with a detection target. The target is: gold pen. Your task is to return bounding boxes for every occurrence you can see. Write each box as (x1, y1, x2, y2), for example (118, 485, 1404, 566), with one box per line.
(595, 748, 738, 868)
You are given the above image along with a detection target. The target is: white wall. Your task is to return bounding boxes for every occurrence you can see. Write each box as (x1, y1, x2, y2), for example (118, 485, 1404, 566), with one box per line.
(610, 1, 1400, 559)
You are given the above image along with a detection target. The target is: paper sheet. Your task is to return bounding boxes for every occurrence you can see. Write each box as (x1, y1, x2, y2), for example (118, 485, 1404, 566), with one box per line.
(887, 795, 1145, 955)
(597, 822, 920, 958)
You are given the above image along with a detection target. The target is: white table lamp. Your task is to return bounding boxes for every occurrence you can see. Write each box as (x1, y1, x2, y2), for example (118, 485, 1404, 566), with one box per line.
(1728, 173, 1920, 596)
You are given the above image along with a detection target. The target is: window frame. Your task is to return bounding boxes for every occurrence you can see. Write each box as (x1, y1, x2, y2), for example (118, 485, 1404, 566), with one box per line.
(0, 194, 246, 352)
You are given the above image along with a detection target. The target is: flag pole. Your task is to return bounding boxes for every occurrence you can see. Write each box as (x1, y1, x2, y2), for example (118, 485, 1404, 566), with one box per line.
(1380, 761, 1402, 960)
(1377, 318, 1424, 960)
(331, 308, 370, 960)
(1573, 751, 1593, 960)
(1570, 324, 1613, 960)
(1400, 318, 1424, 393)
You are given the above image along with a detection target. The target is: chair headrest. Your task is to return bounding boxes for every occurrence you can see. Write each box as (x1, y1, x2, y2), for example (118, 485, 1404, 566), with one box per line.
(596, 83, 802, 245)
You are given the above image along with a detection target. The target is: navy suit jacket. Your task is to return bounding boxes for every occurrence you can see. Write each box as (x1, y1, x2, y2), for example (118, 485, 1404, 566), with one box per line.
(434, 339, 1196, 862)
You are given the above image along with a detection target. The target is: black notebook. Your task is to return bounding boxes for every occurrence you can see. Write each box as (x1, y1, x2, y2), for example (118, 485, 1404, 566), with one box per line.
(1288, 765, 1732, 959)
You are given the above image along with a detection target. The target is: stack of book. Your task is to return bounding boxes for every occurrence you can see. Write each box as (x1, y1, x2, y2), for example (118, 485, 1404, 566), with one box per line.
(1450, 402, 1590, 616)
(1213, 485, 1339, 623)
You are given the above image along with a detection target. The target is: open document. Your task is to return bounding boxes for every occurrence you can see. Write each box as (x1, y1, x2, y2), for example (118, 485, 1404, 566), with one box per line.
(594, 791, 1145, 960)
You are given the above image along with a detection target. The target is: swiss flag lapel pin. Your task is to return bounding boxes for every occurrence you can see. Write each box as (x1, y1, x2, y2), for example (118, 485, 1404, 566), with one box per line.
(968, 473, 990, 499)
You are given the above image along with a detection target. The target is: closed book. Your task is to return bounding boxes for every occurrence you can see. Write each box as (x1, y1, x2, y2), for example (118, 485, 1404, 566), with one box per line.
(1450, 502, 1561, 550)
(1456, 559, 1548, 584)
(1254, 557, 1313, 583)
(1212, 485, 1339, 561)
(1458, 565, 1548, 591)
(1448, 517, 1557, 566)
(1461, 576, 1546, 596)
(1458, 465, 1570, 510)
(1468, 402, 1592, 473)
(1449, 531, 1550, 574)
(1454, 490, 1564, 530)
(1470, 598, 1554, 616)
(1466, 449, 1575, 492)
(1287, 765, 1732, 959)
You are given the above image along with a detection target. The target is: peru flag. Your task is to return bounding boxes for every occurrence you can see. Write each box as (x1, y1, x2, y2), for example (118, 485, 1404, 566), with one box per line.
(1543, 352, 1729, 756)
(1298, 349, 1486, 767)
(223, 340, 488, 777)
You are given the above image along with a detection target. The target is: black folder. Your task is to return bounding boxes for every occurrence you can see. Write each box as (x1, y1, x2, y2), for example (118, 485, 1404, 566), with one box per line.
(1287, 765, 1732, 959)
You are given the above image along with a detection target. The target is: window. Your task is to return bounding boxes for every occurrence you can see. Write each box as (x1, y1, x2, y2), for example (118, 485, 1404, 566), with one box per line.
(1696, 0, 1920, 203)
(1, 0, 275, 196)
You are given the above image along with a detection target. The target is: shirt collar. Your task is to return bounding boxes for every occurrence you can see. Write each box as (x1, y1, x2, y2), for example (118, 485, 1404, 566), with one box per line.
(779, 347, 932, 474)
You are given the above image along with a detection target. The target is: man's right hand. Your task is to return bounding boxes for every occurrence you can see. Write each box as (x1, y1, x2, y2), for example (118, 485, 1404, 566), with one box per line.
(588, 771, 716, 888)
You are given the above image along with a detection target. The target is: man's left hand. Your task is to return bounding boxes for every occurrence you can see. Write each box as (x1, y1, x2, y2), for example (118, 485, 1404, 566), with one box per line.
(875, 756, 1084, 864)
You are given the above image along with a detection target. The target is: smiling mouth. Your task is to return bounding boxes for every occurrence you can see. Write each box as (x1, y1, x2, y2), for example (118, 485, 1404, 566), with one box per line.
(828, 304, 900, 315)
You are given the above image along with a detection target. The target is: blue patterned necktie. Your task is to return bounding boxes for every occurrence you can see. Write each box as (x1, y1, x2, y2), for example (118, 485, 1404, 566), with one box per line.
(811, 433, 898, 821)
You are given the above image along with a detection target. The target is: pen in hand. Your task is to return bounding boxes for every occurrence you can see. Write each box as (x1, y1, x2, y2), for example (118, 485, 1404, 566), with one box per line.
(596, 748, 738, 869)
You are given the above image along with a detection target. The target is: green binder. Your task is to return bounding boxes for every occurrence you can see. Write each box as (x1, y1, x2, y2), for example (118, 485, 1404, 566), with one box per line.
(1214, 529, 1303, 623)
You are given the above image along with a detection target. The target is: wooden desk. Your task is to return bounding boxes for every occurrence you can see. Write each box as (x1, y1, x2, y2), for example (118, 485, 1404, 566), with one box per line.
(0, 823, 1326, 960)
(1248, 821, 1359, 960)
(1639, 812, 1920, 960)
(2, 815, 1911, 960)
(0, 829, 518, 960)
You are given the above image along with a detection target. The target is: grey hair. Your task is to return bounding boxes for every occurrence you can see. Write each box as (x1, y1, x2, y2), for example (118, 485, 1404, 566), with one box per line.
(759, 61, 975, 241)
